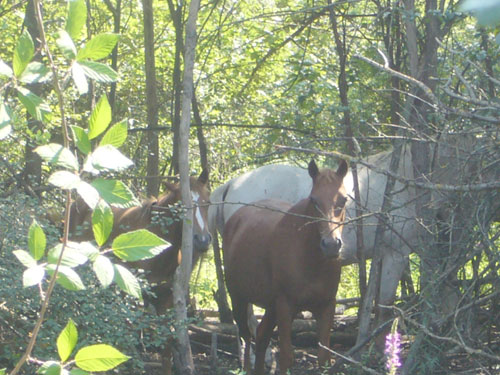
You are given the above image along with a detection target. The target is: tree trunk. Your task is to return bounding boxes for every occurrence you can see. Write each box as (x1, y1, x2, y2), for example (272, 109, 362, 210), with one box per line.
(142, 0, 159, 197)
(172, 0, 200, 374)
(103, 0, 121, 114)
(22, 0, 42, 196)
(167, 0, 184, 175)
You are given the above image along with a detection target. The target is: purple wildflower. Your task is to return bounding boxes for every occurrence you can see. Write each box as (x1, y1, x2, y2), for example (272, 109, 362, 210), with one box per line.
(385, 319, 402, 375)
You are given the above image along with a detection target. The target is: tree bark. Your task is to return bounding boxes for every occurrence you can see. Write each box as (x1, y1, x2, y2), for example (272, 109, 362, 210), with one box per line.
(103, 0, 121, 114)
(172, 0, 200, 374)
(142, 0, 160, 197)
(22, 0, 42, 196)
(167, 0, 184, 175)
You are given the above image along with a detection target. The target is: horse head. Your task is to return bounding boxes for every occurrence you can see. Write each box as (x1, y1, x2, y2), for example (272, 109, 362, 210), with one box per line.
(159, 169, 212, 252)
(307, 159, 348, 258)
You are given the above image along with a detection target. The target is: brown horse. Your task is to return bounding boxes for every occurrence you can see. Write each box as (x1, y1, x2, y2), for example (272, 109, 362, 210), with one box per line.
(223, 160, 348, 375)
(70, 169, 212, 310)
(69, 170, 211, 374)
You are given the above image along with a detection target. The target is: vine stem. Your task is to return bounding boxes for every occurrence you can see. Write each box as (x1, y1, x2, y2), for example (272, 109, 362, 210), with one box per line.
(10, 0, 74, 373)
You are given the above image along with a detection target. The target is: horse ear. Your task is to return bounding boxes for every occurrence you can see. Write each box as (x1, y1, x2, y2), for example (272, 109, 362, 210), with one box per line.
(336, 159, 348, 179)
(163, 180, 178, 192)
(198, 168, 209, 185)
(308, 159, 319, 179)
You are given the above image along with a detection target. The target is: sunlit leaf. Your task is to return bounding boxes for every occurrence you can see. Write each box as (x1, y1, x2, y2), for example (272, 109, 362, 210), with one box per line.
(13, 30, 34, 77)
(92, 200, 114, 246)
(92, 254, 114, 287)
(70, 125, 91, 155)
(79, 60, 118, 82)
(13, 250, 36, 268)
(112, 229, 168, 261)
(91, 179, 138, 208)
(19, 62, 51, 84)
(35, 143, 78, 171)
(47, 243, 88, 268)
(76, 181, 99, 209)
(71, 62, 88, 95)
(88, 95, 111, 140)
(47, 264, 86, 291)
(56, 30, 77, 60)
(66, 0, 87, 41)
(28, 220, 46, 261)
(0, 59, 13, 78)
(0, 103, 12, 140)
(37, 361, 61, 375)
(84, 145, 133, 173)
(77, 33, 119, 61)
(48, 171, 81, 190)
(113, 264, 141, 299)
(99, 119, 127, 148)
(75, 344, 129, 371)
(23, 265, 45, 287)
(17, 87, 51, 123)
(57, 319, 78, 362)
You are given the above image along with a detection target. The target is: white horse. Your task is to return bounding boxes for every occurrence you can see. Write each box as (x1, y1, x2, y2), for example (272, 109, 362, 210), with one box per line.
(209, 146, 416, 314)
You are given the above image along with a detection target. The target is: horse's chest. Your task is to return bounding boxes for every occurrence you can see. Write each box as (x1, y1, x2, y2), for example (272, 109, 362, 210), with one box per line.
(278, 261, 340, 308)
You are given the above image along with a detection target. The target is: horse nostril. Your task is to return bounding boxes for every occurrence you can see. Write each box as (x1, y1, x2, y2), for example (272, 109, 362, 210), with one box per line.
(336, 238, 342, 249)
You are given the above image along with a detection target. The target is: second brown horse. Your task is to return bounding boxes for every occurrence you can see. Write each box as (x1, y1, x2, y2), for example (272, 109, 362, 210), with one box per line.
(223, 159, 348, 374)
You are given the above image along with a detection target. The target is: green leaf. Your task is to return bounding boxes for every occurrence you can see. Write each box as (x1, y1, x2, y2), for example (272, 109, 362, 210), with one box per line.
(56, 30, 77, 60)
(37, 361, 61, 375)
(29, 220, 46, 261)
(47, 264, 86, 291)
(47, 243, 88, 267)
(70, 125, 91, 155)
(113, 264, 141, 299)
(48, 171, 81, 190)
(112, 229, 168, 261)
(91, 179, 138, 208)
(23, 265, 45, 287)
(88, 96, 111, 140)
(66, 0, 87, 41)
(35, 143, 78, 171)
(92, 200, 114, 246)
(76, 181, 100, 209)
(13, 250, 36, 268)
(99, 119, 127, 148)
(19, 62, 51, 84)
(17, 87, 51, 122)
(84, 145, 133, 173)
(92, 254, 114, 287)
(0, 103, 12, 140)
(79, 60, 118, 82)
(68, 241, 99, 260)
(57, 319, 78, 362)
(71, 62, 88, 95)
(13, 30, 34, 77)
(77, 33, 119, 61)
(0, 59, 13, 78)
(70, 369, 89, 375)
(75, 344, 129, 371)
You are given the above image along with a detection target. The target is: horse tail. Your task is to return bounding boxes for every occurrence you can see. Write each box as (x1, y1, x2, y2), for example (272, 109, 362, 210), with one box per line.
(217, 182, 231, 237)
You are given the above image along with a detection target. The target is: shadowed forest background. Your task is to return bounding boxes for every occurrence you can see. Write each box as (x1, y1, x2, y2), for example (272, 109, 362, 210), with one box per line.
(0, 0, 499, 374)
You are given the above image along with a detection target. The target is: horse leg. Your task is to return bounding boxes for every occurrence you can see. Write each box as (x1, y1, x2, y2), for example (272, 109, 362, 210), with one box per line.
(161, 344, 173, 375)
(254, 307, 277, 375)
(313, 302, 335, 368)
(276, 296, 294, 375)
(231, 298, 252, 373)
(375, 250, 408, 348)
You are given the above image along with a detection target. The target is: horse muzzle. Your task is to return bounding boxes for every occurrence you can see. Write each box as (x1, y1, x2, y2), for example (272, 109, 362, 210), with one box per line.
(320, 237, 342, 258)
(194, 233, 212, 252)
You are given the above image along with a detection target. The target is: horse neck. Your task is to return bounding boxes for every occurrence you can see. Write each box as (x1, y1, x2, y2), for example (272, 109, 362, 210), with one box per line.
(151, 192, 183, 246)
(284, 199, 322, 245)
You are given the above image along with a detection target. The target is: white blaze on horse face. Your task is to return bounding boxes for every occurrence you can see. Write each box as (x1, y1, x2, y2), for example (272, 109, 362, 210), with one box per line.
(191, 191, 205, 230)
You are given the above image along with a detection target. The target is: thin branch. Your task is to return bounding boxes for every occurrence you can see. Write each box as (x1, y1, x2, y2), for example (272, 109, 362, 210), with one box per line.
(276, 145, 500, 192)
